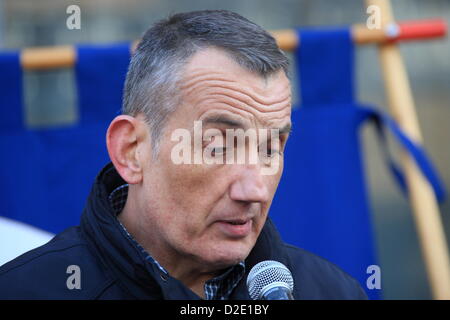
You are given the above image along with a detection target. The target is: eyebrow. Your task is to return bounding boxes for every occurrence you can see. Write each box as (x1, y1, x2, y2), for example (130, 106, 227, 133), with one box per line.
(201, 114, 292, 135)
(202, 114, 246, 129)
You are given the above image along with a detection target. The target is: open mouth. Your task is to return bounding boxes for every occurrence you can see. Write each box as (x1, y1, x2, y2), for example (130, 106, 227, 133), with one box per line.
(227, 220, 247, 225)
(217, 219, 252, 237)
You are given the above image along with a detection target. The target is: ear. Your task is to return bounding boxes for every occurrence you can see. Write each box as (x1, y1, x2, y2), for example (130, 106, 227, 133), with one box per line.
(106, 115, 149, 184)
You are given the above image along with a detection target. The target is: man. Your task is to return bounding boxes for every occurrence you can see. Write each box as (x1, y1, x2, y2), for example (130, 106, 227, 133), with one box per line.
(0, 10, 367, 299)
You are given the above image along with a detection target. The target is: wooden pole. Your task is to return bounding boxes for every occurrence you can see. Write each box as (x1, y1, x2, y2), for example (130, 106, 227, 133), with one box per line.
(19, 20, 446, 71)
(271, 23, 390, 50)
(366, 0, 450, 299)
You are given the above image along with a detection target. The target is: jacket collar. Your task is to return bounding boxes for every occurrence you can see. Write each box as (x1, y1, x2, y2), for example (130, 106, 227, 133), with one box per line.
(81, 163, 290, 299)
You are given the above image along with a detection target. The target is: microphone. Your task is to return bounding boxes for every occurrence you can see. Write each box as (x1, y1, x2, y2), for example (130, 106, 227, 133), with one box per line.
(247, 260, 294, 300)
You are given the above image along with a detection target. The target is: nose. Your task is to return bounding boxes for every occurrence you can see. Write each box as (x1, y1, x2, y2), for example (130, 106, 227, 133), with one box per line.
(229, 164, 270, 204)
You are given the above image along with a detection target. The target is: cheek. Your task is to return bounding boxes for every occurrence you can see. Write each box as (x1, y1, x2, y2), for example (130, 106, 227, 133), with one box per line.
(261, 161, 284, 210)
(153, 155, 229, 235)
(166, 165, 213, 208)
(273, 160, 284, 190)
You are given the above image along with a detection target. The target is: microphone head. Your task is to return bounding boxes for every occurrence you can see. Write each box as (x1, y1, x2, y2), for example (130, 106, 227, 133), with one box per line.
(247, 260, 294, 300)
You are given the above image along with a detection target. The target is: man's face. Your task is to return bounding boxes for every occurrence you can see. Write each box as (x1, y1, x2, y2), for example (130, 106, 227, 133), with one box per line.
(137, 47, 291, 272)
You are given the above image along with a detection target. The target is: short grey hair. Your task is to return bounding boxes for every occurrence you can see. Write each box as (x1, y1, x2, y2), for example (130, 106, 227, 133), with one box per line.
(122, 10, 289, 155)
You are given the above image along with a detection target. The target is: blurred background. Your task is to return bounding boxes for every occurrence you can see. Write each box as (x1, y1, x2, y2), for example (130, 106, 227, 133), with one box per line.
(0, 0, 449, 299)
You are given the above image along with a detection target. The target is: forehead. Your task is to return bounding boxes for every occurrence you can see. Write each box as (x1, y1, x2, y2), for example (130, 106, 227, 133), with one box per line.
(178, 47, 291, 128)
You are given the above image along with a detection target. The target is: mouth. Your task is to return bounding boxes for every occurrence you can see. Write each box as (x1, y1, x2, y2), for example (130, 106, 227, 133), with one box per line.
(216, 218, 253, 238)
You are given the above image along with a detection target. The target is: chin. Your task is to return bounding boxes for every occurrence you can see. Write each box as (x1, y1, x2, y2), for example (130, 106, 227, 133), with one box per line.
(203, 241, 253, 269)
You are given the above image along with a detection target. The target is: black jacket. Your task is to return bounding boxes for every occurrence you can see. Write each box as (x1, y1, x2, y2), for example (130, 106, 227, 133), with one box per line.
(0, 163, 367, 299)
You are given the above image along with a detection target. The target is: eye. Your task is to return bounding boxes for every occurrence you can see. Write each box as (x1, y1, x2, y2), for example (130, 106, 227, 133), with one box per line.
(263, 135, 282, 159)
(211, 146, 226, 155)
(205, 145, 226, 156)
(266, 148, 280, 158)
(203, 133, 226, 157)
(259, 141, 281, 158)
